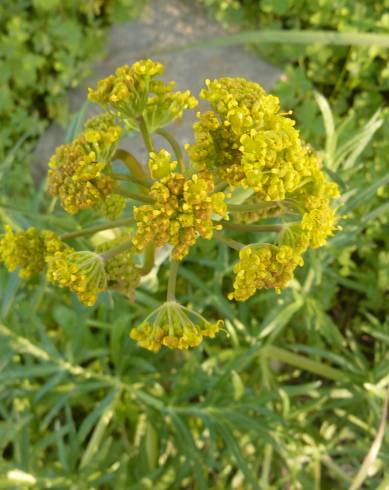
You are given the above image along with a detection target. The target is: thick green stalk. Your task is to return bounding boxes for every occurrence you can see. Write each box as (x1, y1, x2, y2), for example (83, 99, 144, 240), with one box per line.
(61, 217, 135, 240)
(228, 199, 302, 214)
(264, 345, 344, 382)
(114, 149, 148, 180)
(111, 172, 152, 189)
(227, 201, 279, 213)
(138, 116, 154, 153)
(156, 128, 185, 173)
(115, 186, 154, 204)
(167, 260, 179, 302)
(140, 243, 155, 276)
(218, 221, 284, 233)
(100, 239, 133, 261)
(215, 182, 228, 192)
(213, 232, 245, 251)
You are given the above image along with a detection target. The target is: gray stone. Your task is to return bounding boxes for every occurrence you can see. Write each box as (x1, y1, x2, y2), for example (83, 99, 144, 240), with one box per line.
(33, 0, 281, 181)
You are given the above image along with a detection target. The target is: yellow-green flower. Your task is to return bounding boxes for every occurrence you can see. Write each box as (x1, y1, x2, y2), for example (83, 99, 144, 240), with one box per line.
(188, 77, 327, 201)
(132, 161, 227, 260)
(229, 244, 304, 301)
(148, 149, 177, 179)
(130, 301, 222, 352)
(97, 235, 141, 299)
(48, 114, 122, 215)
(98, 194, 126, 220)
(0, 225, 46, 278)
(44, 234, 106, 306)
(88, 59, 197, 132)
(284, 198, 338, 252)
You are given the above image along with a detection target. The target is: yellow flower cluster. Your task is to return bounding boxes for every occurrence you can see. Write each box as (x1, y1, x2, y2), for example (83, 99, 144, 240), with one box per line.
(300, 198, 338, 249)
(88, 59, 197, 132)
(0, 61, 342, 353)
(187, 77, 322, 201)
(130, 301, 222, 352)
(0, 225, 46, 278)
(133, 157, 228, 260)
(97, 235, 141, 300)
(286, 155, 340, 251)
(229, 244, 304, 301)
(229, 162, 338, 298)
(98, 194, 126, 220)
(0, 225, 142, 305)
(48, 114, 122, 215)
(45, 233, 106, 306)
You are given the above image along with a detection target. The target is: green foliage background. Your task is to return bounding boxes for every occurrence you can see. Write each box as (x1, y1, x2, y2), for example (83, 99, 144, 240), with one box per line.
(1, 0, 389, 488)
(0, 0, 145, 198)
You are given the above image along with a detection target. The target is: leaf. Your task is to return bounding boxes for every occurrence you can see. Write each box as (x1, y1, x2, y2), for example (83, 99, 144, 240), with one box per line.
(79, 388, 119, 469)
(264, 345, 344, 382)
(314, 91, 336, 168)
(214, 420, 261, 490)
(78, 389, 119, 444)
(259, 297, 303, 342)
(231, 370, 245, 401)
(349, 388, 389, 490)
(342, 172, 389, 214)
(168, 411, 207, 489)
(145, 418, 159, 471)
(64, 101, 89, 144)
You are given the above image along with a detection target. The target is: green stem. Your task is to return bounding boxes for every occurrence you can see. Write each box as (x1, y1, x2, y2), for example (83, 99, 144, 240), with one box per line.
(114, 149, 148, 180)
(167, 260, 179, 302)
(140, 243, 155, 276)
(115, 186, 154, 204)
(138, 116, 154, 153)
(100, 239, 133, 261)
(217, 221, 284, 233)
(215, 182, 228, 192)
(156, 128, 185, 173)
(264, 345, 344, 382)
(260, 444, 273, 488)
(61, 217, 135, 240)
(228, 199, 302, 214)
(111, 172, 152, 188)
(213, 232, 245, 251)
(227, 202, 277, 213)
(321, 456, 351, 484)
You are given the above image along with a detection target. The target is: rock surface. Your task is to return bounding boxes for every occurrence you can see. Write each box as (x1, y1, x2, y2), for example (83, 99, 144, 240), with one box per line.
(33, 0, 281, 180)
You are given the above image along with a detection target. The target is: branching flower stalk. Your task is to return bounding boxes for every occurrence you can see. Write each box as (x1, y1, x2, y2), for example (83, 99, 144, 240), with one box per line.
(0, 59, 340, 352)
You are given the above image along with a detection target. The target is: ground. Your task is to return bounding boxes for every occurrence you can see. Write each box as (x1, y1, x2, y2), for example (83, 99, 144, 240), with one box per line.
(33, 0, 281, 179)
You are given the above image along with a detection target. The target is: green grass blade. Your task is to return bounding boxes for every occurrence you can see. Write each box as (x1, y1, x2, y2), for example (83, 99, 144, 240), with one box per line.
(314, 91, 336, 169)
(79, 388, 119, 470)
(349, 389, 389, 490)
(342, 172, 389, 213)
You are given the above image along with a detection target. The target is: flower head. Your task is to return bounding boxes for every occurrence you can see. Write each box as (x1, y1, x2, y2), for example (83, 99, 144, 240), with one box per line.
(132, 158, 228, 260)
(0, 225, 46, 278)
(283, 199, 338, 253)
(229, 244, 304, 301)
(130, 301, 222, 352)
(48, 114, 122, 215)
(44, 233, 106, 306)
(98, 194, 126, 220)
(188, 77, 324, 201)
(88, 60, 197, 132)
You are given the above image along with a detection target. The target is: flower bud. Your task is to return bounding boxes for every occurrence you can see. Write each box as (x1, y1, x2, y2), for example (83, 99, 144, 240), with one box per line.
(130, 301, 222, 352)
